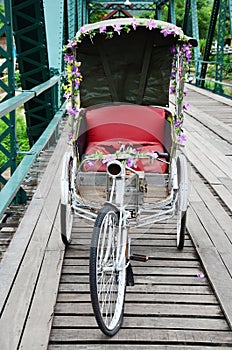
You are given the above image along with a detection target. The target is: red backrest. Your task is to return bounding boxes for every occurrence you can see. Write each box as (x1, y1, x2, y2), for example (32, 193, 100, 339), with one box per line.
(85, 105, 166, 145)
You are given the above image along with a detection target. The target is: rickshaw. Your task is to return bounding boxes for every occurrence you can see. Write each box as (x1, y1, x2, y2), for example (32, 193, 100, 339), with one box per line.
(60, 18, 197, 336)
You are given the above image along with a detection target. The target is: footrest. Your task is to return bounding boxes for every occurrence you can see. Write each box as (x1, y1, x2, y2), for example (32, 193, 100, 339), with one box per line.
(130, 254, 148, 262)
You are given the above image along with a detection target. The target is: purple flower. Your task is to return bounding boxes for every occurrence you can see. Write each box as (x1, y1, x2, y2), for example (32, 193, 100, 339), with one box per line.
(178, 133, 187, 143)
(149, 151, 158, 160)
(131, 18, 139, 30)
(100, 25, 107, 33)
(169, 86, 176, 95)
(113, 24, 122, 35)
(196, 273, 205, 278)
(170, 45, 176, 55)
(184, 103, 190, 110)
(80, 26, 87, 34)
(63, 92, 71, 100)
(174, 120, 180, 128)
(146, 19, 156, 30)
(126, 157, 134, 167)
(171, 71, 176, 78)
(72, 65, 80, 76)
(68, 130, 74, 138)
(67, 106, 77, 115)
(160, 27, 172, 37)
(74, 79, 80, 89)
(86, 160, 95, 169)
(67, 39, 77, 49)
(102, 155, 115, 165)
(64, 53, 75, 63)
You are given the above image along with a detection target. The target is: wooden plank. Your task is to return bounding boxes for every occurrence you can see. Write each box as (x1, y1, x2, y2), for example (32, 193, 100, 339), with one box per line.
(52, 315, 228, 329)
(187, 206, 232, 329)
(55, 302, 222, 317)
(49, 346, 232, 350)
(183, 145, 220, 184)
(186, 131, 232, 178)
(0, 198, 43, 313)
(192, 179, 232, 243)
(212, 184, 232, 212)
(0, 127, 69, 349)
(59, 277, 209, 289)
(57, 292, 218, 304)
(49, 328, 232, 344)
(19, 209, 65, 349)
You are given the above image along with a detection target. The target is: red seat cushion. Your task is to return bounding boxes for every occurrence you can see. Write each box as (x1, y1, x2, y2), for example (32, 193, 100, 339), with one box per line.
(83, 105, 168, 173)
(86, 105, 165, 145)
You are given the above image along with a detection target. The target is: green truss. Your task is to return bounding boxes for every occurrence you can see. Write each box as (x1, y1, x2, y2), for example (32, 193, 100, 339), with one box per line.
(12, 0, 55, 146)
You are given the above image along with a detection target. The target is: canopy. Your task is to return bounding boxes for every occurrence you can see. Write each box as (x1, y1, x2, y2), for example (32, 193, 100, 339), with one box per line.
(72, 18, 197, 108)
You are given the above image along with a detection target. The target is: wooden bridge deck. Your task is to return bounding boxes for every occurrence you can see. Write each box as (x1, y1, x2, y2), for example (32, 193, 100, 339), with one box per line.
(0, 85, 232, 349)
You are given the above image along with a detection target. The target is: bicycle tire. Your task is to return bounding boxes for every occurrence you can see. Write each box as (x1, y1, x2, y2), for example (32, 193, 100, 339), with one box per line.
(176, 154, 188, 250)
(89, 204, 126, 336)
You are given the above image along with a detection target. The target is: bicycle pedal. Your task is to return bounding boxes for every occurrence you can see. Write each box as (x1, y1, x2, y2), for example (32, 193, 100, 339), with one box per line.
(130, 254, 148, 262)
(126, 263, 134, 286)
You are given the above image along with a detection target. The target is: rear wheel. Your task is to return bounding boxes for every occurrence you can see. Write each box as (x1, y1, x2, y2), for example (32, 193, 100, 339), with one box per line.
(60, 152, 74, 245)
(176, 154, 188, 250)
(89, 204, 126, 336)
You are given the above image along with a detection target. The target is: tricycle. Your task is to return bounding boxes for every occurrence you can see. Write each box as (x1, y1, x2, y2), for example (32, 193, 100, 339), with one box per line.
(60, 17, 197, 336)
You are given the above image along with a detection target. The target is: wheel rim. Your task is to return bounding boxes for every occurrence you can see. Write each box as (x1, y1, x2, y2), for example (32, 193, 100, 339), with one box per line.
(96, 211, 126, 331)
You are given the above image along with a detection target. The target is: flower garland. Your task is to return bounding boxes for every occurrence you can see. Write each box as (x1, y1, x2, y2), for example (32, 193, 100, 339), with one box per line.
(62, 18, 192, 143)
(82, 144, 168, 170)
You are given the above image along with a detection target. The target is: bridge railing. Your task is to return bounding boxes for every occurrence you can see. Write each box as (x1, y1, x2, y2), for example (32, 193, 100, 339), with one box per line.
(191, 58, 232, 98)
(0, 75, 66, 221)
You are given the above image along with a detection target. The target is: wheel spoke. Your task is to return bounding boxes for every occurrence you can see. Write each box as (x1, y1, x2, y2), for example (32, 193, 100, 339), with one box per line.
(90, 205, 127, 336)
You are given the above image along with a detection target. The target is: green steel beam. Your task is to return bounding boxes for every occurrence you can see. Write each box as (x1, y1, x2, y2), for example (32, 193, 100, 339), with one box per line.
(199, 0, 220, 88)
(214, 0, 228, 94)
(156, 5, 162, 20)
(12, 0, 55, 145)
(43, 0, 65, 73)
(183, 0, 192, 36)
(168, 0, 176, 24)
(67, 0, 77, 38)
(191, 0, 200, 81)
(0, 103, 66, 221)
(77, 0, 84, 28)
(0, 0, 17, 189)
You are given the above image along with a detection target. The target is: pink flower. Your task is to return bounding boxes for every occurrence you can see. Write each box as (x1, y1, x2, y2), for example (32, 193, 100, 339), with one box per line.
(113, 24, 122, 35)
(67, 106, 77, 115)
(149, 151, 158, 160)
(146, 19, 156, 30)
(178, 133, 187, 144)
(100, 25, 107, 33)
(86, 160, 95, 169)
(131, 18, 139, 30)
(67, 40, 77, 48)
(63, 92, 71, 100)
(184, 103, 190, 110)
(160, 27, 172, 37)
(80, 26, 87, 34)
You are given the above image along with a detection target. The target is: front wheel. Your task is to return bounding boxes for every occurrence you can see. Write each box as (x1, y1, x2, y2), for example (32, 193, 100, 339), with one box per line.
(89, 204, 127, 336)
(176, 154, 188, 250)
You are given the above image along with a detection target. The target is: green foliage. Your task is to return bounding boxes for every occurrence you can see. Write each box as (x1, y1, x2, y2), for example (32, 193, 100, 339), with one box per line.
(0, 111, 30, 168)
(89, 4, 107, 23)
